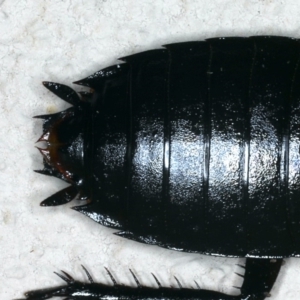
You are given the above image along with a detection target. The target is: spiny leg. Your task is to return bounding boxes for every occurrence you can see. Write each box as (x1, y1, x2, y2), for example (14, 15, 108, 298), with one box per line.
(19, 260, 283, 300)
(20, 266, 238, 300)
(19, 266, 93, 300)
(240, 258, 283, 299)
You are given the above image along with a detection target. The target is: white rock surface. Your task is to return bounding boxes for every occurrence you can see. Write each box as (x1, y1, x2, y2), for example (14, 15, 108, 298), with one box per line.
(1, 1, 300, 299)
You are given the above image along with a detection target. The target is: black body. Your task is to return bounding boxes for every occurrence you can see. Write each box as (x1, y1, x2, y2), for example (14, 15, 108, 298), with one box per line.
(25, 36, 300, 299)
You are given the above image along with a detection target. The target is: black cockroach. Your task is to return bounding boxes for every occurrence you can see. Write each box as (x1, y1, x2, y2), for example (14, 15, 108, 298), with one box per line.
(22, 36, 300, 299)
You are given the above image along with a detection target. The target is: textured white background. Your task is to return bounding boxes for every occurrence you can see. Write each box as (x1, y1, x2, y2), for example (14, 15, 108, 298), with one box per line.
(1, 1, 300, 299)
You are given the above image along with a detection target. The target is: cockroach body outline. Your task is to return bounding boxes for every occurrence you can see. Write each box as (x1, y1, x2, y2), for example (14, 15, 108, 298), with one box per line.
(21, 36, 300, 299)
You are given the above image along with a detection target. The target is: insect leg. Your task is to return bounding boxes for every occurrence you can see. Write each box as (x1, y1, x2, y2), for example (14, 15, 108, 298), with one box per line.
(240, 258, 283, 299)
(21, 262, 282, 300)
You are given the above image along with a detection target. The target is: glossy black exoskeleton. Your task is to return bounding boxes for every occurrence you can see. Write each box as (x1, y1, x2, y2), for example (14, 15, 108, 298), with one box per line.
(22, 36, 300, 299)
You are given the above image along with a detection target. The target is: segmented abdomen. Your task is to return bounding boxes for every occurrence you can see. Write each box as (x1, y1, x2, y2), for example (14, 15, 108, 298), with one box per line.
(78, 36, 300, 258)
